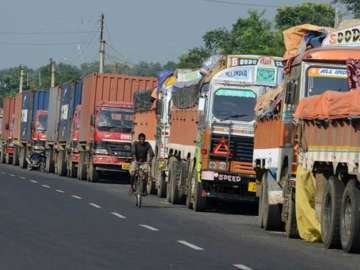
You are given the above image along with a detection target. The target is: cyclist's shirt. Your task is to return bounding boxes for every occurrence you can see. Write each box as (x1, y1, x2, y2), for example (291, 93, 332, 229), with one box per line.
(132, 141, 154, 162)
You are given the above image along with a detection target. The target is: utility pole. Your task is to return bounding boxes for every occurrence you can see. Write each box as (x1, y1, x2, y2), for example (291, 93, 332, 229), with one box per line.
(19, 65, 24, 93)
(38, 71, 42, 88)
(99, 13, 105, 74)
(334, 5, 340, 28)
(50, 58, 56, 88)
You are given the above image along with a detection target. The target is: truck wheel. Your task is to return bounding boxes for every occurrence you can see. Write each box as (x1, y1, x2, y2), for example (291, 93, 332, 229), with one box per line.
(12, 147, 19, 166)
(186, 168, 195, 209)
(45, 149, 54, 173)
(258, 180, 264, 228)
(169, 158, 181, 204)
(262, 173, 282, 231)
(0, 146, 5, 163)
(166, 159, 173, 203)
(285, 187, 299, 238)
(340, 179, 360, 253)
(56, 150, 67, 176)
(87, 161, 98, 183)
(77, 152, 87, 180)
(19, 147, 27, 169)
(147, 177, 156, 195)
(157, 171, 167, 198)
(193, 178, 206, 212)
(321, 176, 344, 249)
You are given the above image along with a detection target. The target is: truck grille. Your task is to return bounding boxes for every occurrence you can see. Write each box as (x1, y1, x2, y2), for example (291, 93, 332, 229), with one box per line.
(211, 134, 254, 163)
(106, 142, 132, 158)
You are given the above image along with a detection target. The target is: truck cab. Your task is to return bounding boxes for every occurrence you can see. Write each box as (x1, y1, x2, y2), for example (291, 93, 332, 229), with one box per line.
(32, 110, 48, 142)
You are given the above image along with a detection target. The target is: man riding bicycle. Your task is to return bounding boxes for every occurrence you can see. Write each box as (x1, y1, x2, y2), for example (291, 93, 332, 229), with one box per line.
(129, 133, 154, 193)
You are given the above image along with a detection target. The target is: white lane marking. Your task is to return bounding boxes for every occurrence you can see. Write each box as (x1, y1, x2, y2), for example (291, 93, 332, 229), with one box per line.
(19, 176, 26, 180)
(233, 264, 254, 270)
(30, 179, 38, 183)
(111, 212, 126, 219)
(41, 184, 50, 189)
(177, 240, 204, 251)
(139, 224, 159, 231)
(71, 195, 82, 200)
(89, 203, 101, 209)
(9, 174, 15, 177)
(56, 189, 65, 193)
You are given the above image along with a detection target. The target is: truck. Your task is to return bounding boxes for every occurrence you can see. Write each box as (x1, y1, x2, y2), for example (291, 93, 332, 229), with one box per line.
(253, 24, 360, 243)
(12, 90, 49, 169)
(44, 82, 82, 176)
(157, 55, 284, 210)
(70, 73, 157, 182)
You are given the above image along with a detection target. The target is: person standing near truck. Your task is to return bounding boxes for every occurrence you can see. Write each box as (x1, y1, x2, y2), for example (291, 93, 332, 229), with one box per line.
(129, 133, 154, 193)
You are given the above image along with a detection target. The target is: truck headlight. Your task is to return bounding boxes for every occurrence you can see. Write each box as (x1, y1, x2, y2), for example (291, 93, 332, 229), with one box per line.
(94, 148, 109, 155)
(209, 160, 216, 169)
(219, 161, 227, 170)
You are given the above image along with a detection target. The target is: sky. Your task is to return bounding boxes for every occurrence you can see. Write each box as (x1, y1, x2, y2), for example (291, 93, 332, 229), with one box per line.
(0, 0, 332, 69)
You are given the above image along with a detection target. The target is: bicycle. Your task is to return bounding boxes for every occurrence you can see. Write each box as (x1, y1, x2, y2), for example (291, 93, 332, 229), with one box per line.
(134, 162, 149, 208)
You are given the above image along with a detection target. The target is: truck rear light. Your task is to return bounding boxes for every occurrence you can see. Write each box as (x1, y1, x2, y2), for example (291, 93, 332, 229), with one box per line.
(201, 149, 207, 155)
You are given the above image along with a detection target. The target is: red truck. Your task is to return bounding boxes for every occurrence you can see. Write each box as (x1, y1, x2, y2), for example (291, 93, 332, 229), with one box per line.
(0, 96, 16, 164)
(70, 73, 157, 182)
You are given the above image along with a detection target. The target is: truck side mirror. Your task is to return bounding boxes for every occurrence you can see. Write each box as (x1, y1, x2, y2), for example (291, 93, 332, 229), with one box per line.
(285, 80, 296, 105)
(90, 115, 95, 126)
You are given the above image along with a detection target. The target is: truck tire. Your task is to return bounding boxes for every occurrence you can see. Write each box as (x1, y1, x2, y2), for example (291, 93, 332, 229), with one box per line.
(77, 151, 87, 180)
(340, 179, 360, 253)
(87, 161, 98, 183)
(56, 150, 67, 176)
(45, 149, 54, 173)
(147, 177, 156, 195)
(166, 158, 173, 202)
(285, 187, 299, 239)
(157, 171, 167, 198)
(258, 180, 264, 228)
(168, 158, 181, 204)
(186, 167, 195, 209)
(193, 177, 206, 212)
(0, 146, 5, 163)
(321, 176, 344, 249)
(19, 147, 27, 169)
(262, 173, 283, 231)
(12, 147, 19, 166)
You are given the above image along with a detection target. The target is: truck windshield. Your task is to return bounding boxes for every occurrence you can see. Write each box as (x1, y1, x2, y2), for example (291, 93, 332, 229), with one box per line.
(306, 67, 349, 96)
(212, 88, 256, 122)
(37, 114, 48, 131)
(97, 108, 133, 132)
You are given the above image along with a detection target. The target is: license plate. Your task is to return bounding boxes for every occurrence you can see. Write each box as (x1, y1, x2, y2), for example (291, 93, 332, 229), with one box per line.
(215, 173, 241, 183)
(121, 163, 130, 170)
(248, 182, 256, 192)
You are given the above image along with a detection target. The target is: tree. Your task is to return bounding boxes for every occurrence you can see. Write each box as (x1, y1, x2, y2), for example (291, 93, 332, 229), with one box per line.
(336, 0, 360, 19)
(228, 11, 283, 56)
(275, 3, 335, 30)
(202, 28, 231, 53)
(176, 47, 210, 69)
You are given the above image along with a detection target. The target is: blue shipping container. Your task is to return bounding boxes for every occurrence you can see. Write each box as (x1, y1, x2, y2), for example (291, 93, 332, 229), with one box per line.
(20, 90, 49, 141)
(58, 80, 83, 142)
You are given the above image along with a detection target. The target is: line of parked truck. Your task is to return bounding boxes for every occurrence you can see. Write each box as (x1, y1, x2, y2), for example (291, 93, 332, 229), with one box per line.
(1, 22, 360, 254)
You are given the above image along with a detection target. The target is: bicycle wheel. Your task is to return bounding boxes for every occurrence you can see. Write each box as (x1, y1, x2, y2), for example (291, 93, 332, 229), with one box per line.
(136, 177, 143, 208)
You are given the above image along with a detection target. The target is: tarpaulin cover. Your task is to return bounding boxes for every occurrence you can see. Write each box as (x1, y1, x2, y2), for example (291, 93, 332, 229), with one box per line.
(283, 24, 332, 60)
(255, 83, 284, 119)
(134, 89, 154, 112)
(294, 90, 360, 120)
(172, 80, 200, 109)
(158, 70, 173, 89)
(295, 165, 321, 242)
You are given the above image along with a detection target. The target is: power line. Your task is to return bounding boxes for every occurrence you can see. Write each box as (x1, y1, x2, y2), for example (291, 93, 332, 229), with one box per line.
(201, 0, 280, 8)
(0, 30, 98, 36)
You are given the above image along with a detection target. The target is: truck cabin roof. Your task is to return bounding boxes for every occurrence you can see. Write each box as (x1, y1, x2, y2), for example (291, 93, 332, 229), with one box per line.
(292, 47, 360, 66)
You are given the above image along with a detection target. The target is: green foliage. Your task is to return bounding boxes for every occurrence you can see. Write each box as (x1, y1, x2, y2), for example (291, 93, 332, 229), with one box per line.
(202, 28, 231, 53)
(336, 0, 360, 18)
(177, 47, 211, 69)
(275, 3, 335, 30)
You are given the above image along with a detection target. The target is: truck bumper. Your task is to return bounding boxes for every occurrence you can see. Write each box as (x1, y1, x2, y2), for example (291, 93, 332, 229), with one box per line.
(200, 170, 257, 202)
(92, 155, 131, 172)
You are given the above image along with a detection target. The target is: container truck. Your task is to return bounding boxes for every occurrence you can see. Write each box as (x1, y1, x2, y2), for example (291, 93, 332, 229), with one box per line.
(14, 90, 49, 169)
(71, 73, 157, 182)
(253, 25, 360, 241)
(45, 81, 83, 176)
(160, 55, 284, 211)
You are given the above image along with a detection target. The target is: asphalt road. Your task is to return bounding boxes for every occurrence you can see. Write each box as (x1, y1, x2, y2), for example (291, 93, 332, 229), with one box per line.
(0, 163, 359, 270)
